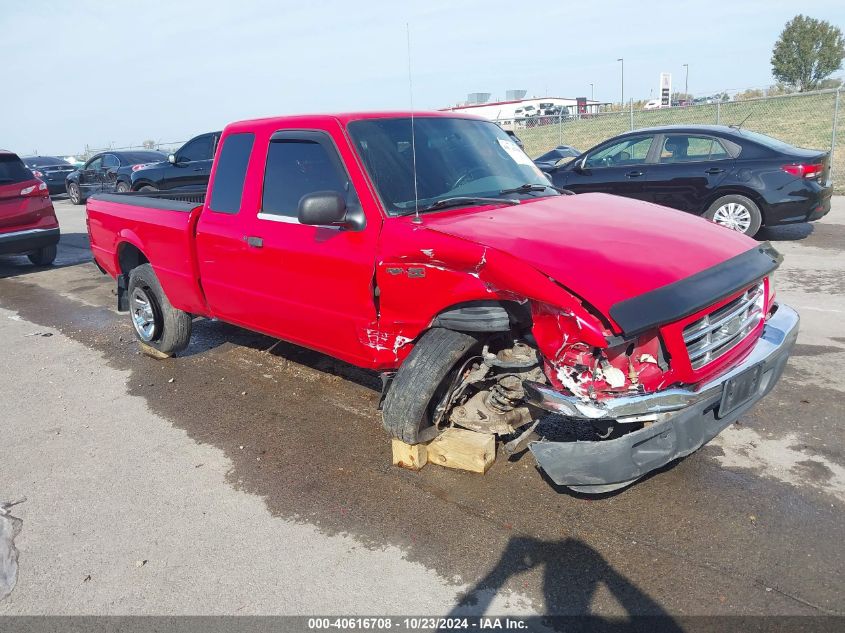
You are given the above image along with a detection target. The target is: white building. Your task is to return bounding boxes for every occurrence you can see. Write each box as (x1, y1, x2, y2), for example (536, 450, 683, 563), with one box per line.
(441, 96, 604, 130)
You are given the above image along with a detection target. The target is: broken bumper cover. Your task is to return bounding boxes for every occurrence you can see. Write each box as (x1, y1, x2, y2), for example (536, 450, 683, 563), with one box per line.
(525, 303, 799, 492)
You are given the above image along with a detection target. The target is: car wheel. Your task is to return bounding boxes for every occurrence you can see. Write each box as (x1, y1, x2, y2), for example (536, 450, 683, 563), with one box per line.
(382, 327, 481, 444)
(67, 182, 82, 205)
(127, 264, 192, 357)
(27, 245, 57, 266)
(705, 195, 762, 236)
(139, 185, 158, 192)
(115, 181, 130, 193)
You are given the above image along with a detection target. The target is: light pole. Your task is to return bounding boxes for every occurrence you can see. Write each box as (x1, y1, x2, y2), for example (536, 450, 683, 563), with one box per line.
(589, 83, 594, 101)
(617, 58, 624, 108)
(683, 63, 689, 98)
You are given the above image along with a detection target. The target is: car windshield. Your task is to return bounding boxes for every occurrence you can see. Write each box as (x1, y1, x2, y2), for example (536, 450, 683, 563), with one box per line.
(0, 154, 35, 184)
(347, 117, 554, 216)
(122, 151, 166, 164)
(23, 156, 71, 167)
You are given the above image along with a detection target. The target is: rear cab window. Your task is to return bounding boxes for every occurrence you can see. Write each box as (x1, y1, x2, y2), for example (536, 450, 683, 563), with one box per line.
(208, 133, 255, 214)
(0, 154, 36, 184)
(259, 131, 359, 223)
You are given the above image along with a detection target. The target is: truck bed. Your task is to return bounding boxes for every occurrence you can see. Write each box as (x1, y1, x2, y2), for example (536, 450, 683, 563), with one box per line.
(86, 190, 209, 316)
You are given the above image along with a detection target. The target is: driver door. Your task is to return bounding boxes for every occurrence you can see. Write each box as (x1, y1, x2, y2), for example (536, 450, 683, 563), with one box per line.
(101, 154, 120, 193)
(78, 156, 104, 197)
(562, 135, 656, 201)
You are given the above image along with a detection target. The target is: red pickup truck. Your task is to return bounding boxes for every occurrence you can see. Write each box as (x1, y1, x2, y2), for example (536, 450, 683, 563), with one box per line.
(86, 112, 799, 493)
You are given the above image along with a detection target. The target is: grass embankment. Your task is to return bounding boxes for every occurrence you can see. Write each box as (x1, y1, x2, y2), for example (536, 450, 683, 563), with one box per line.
(519, 91, 843, 192)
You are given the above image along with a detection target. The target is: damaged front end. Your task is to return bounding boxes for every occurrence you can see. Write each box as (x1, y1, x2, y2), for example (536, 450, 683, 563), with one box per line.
(525, 302, 799, 494)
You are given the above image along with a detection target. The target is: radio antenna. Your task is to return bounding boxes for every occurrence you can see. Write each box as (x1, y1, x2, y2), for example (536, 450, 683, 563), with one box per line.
(406, 23, 421, 224)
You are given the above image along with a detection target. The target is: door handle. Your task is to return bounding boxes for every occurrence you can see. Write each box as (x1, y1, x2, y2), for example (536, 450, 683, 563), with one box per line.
(626, 170, 644, 178)
(705, 167, 725, 175)
(244, 236, 263, 248)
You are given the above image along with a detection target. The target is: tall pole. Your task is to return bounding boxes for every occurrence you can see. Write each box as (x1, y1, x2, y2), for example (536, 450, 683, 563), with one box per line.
(590, 83, 594, 101)
(617, 58, 624, 108)
(683, 63, 689, 97)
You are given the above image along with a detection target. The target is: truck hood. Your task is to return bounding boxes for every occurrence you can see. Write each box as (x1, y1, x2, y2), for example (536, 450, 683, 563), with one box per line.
(420, 193, 758, 319)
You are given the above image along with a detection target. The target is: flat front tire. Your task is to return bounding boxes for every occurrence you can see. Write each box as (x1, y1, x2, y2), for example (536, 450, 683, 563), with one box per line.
(705, 194, 762, 236)
(382, 328, 480, 444)
(127, 264, 192, 357)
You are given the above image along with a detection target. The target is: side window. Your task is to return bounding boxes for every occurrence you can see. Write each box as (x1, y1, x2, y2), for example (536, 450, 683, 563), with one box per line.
(208, 133, 255, 214)
(179, 135, 213, 162)
(585, 136, 653, 168)
(659, 135, 730, 163)
(102, 154, 119, 169)
(86, 157, 103, 171)
(261, 136, 355, 220)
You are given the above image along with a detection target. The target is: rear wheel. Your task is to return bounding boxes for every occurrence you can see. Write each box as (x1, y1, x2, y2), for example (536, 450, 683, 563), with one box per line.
(115, 181, 130, 193)
(127, 264, 192, 357)
(382, 328, 480, 444)
(28, 245, 57, 266)
(67, 182, 82, 205)
(705, 194, 762, 236)
(138, 185, 158, 192)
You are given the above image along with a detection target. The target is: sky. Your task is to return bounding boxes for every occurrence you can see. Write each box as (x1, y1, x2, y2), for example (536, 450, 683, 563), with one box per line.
(1, 0, 844, 155)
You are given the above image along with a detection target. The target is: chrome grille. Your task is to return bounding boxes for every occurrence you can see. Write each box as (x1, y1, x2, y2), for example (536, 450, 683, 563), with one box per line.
(683, 282, 765, 370)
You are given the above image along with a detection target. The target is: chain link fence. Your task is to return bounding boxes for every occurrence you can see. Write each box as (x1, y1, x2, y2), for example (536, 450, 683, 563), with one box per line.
(501, 88, 843, 192)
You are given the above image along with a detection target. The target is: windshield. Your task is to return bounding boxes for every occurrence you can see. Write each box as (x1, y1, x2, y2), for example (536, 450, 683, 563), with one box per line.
(23, 156, 71, 167)
(347, 117, 553, 216)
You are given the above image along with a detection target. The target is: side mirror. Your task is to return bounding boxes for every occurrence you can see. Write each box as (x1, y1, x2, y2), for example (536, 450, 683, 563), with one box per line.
(168, 154, 177, 165)
(573, 156, 588, 173)
(298, 191, 348, 227)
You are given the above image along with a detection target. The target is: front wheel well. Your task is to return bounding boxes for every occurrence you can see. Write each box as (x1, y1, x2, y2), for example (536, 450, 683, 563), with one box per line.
(431, 300, 532, 334)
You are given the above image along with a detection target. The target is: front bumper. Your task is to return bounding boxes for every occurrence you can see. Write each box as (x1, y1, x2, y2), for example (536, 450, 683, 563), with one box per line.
(0, 227, 61, 256)
(526, 303, 799, 493)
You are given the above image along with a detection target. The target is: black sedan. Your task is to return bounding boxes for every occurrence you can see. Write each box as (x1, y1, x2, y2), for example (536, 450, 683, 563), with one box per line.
(540, 125, 833, 235)
(533, 145, 580, 170)
(66, 150, 166, 205)
(22, 156, 76, 195)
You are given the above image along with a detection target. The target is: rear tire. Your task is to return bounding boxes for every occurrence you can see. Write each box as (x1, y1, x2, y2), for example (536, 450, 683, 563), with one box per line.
(138, 185, 158, 192)
(28, 245, 57, 266)
(67, 182, 82, 205)
(382, 328, 480, 444)
(127, 263, 192, 357)
(115, 181, 130, 193)
(704, 194, 762, 236)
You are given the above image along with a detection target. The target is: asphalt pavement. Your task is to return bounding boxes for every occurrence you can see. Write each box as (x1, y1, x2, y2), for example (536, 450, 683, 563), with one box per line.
(0, 196, 843, 620)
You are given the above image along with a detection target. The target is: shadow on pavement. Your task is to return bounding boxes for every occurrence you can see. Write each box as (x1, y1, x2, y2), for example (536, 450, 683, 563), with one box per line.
(0, 232, 92, 279)
(757, 222, 814, 242)
(449, 536, 683, 630)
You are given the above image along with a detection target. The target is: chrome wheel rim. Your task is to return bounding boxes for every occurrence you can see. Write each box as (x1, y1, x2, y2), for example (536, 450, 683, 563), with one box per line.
(69, 185, 79, 203)
(131, 288, 157, 341)
(712, 202, 752, 233)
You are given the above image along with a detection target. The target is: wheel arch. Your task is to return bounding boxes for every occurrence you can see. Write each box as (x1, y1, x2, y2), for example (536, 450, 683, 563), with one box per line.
(115, 240, 150, 311)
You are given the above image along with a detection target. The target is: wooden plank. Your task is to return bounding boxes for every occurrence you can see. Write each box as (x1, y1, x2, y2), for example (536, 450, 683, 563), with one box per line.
(137, 342, 171, 359)
(426, 428, 496, 474)
(392, 439, 428, 471)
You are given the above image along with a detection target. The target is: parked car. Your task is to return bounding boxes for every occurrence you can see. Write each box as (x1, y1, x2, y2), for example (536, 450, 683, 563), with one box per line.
(130, 132, 221, 192)
(0, 150, 59, 265)
(643, 100, 663, 110)
(86, 111, 798, 494)
(22, 156, 76, 196)
(65, 150, 166, 205)
(533, 145, 580, 170)
(540, 125, 833, 235)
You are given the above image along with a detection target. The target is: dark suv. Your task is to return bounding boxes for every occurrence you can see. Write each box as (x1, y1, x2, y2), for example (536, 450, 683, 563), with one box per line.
(130, 132, 221, 192)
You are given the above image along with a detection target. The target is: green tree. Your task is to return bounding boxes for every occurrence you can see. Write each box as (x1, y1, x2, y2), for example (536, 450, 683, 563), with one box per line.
(771, 15, 845, 91)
